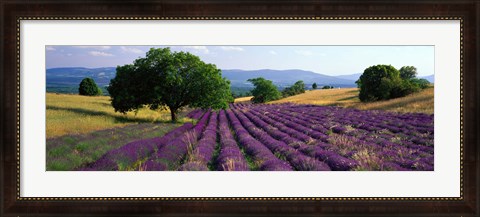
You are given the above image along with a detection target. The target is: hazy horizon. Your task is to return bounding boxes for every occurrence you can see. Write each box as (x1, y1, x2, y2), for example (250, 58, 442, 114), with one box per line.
(46, 45, 435, 76)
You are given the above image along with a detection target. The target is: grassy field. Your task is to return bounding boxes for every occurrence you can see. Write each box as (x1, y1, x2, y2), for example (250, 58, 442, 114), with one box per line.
(46, 93, 194, 170)
(270, 87, 434, 114)
(234, 96, 253, 103)
(46, 122, 182, 170)
(46, 93, 192, 138)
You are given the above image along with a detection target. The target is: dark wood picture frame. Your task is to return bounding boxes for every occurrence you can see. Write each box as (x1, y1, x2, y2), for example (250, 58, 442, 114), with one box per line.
(1, 0, 478, 216)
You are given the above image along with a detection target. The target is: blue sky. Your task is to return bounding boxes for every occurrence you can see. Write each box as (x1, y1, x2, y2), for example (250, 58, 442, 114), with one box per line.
(46, 45, 434, 76)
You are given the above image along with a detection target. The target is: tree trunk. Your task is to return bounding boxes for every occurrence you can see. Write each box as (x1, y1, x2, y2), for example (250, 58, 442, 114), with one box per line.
(170, 108, 177, 122)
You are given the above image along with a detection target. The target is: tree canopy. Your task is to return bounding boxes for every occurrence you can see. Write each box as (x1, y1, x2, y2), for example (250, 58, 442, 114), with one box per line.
(79, 77, 102, 96)
(399, 66, 417, 80)
(282, 80, 306, 97)
(356, 64, 430, 102)
(108, 48, 233, 122)
(312, 82, 318, 89)
(247, 77, 281, 103)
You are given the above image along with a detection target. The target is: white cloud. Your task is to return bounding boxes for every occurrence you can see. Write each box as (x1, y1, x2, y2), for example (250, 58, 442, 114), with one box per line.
(74, 46, 111, 50)
(89, 51, 114, 57)
(220, 46, 244, 51)
(46, 46, 56, 51)
(295, 50, 314, 56)
(269, 50, 277, 55)
(120, 46, 144, 54)
(67, 53, 73, 56)
(183, 46, 210, 54)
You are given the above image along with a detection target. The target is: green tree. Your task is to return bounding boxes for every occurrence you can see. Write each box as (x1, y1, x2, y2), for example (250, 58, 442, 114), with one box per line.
(79, 77, 102, 96)
(282, 80, 306, 97)
(108, 48, 233, 122)
(356, 65, 403, 102)
(357, 65, 430, 102)
(399, 66, 417, 80)
(293, 80, 306, 93)
(322, 85, 334, 89)
(312, 82, 318, 89)
(248, 77, 281, 103)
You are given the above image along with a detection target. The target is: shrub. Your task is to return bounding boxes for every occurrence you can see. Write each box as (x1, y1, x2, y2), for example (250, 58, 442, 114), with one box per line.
(79, 78, 102, 96)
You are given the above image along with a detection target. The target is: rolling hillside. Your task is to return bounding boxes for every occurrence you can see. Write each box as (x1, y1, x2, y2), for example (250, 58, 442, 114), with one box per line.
(269, 87, 434, 114)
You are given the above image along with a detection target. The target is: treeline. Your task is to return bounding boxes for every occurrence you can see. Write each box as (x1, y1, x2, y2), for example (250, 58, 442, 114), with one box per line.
(232, 82, 333, 99)
(247, 78, 330, 103)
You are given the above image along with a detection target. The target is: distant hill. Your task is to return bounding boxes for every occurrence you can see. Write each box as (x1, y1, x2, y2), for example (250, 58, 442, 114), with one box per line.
(421, 74, 434, 83)
(46, 67, 359, 94)
(47, 67, 433, 94)
(221, 69, 356, 88)
(334, 73, 362, 81)
(333, 73, 435, 84)
(47, 67, 116, 86)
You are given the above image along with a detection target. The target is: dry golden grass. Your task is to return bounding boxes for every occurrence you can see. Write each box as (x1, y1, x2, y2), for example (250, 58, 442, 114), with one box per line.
(234, 96, 253, 103)
(46, 93, 191, 138)
(352, 88, 433, 114)
(270, 87, 434, 114)
(270, 88, 361, 106)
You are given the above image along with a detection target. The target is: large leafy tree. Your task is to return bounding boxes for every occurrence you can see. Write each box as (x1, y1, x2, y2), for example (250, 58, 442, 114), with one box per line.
(247, 77, 281, 103)
(356, 64, 430, 102)
(79, 77, 102, 96)
(356, 65, 403, 102)
(108, 48, 233, 122)
(312, 82, 318, 90)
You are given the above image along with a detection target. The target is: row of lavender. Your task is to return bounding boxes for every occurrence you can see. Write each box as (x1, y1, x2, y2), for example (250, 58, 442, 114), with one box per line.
(233, 103, 433, 170)
(79, 103, 433, 171)
(80, 109, 253, 171)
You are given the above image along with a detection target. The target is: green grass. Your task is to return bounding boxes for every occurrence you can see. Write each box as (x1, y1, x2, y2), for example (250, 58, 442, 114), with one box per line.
(46, 123, 182, 171)
(46, 93, 193, 170)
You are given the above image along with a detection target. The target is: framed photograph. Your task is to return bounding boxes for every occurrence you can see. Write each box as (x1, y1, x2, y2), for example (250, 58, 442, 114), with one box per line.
(1, 0, 478, 216)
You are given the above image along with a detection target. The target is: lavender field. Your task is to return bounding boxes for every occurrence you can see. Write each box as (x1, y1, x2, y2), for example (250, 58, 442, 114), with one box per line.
(80, 103, 434, 171)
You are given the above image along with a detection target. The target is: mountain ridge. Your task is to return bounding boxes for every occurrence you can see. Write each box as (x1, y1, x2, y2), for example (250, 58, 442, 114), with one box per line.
(46, 67, 434, 93)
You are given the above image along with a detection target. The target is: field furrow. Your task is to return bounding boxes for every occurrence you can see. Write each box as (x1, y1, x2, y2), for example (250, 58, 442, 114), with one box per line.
(141, 111, 212, 170)
(247, 103, 434, 170)
(178, 112, 219, 171)
(226, 110, 293, 171)
(215, 110, 250, 171)
(232, 107, 331, 171)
